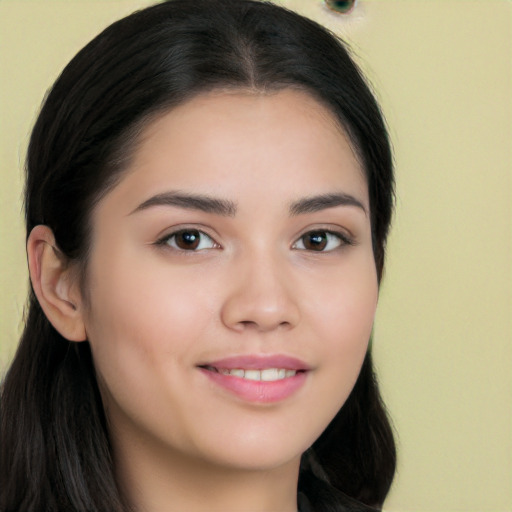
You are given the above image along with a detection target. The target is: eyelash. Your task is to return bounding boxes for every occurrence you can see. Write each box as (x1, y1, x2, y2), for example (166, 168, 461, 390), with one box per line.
(155, 229, 219, 252)
(292, 230, 354, 252)
(155, 228, 354, 253)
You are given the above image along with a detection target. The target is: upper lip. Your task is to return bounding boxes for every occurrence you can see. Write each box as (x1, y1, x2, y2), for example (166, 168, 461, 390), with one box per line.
(199, 354, 311, 371)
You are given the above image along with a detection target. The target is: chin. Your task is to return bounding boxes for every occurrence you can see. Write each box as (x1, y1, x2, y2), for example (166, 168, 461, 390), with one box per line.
(191, 422, 318, 473)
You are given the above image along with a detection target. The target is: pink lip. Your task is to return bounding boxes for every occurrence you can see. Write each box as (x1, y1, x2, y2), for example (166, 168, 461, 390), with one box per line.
(200, 354, 311, 371)
(198, 354, 310, 404)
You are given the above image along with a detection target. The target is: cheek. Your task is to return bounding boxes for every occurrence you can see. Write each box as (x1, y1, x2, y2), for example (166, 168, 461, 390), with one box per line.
(83, 246, 214, 406)
(302, 254, 378, 412)
(87, 238, 211, 337)
(305, 250, 378, 343)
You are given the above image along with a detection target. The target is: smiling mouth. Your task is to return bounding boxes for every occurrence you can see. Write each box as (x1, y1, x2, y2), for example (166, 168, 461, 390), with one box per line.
(198, 357, 309, 402)
(200, 365, 305, 381)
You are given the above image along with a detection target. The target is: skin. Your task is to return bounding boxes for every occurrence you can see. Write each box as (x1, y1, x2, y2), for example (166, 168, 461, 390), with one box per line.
(29, 89, 378, 512)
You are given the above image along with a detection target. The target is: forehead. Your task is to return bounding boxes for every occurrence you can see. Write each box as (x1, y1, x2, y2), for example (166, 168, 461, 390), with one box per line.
(138, 88, 358, 166)
(97, 88, 368, 215)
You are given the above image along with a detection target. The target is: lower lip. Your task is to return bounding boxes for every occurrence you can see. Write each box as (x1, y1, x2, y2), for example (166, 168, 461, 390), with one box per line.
(199, 368, 308, 403)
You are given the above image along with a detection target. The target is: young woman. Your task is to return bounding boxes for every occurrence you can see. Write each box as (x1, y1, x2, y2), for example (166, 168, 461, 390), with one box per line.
(0, 1, 396, 511)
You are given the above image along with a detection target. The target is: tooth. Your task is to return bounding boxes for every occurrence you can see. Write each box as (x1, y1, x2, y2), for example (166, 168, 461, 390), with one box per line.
(214, 367, 298, 380)
(244, 370, 261, 381)
(260, 368, 279, 382)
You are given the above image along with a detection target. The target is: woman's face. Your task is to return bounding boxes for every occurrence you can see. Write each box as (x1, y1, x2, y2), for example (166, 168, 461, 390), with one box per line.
(82, 89, 377, 473)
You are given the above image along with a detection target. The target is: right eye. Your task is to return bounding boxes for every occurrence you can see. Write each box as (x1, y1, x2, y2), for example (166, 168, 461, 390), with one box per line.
(158, 229, 218, 251)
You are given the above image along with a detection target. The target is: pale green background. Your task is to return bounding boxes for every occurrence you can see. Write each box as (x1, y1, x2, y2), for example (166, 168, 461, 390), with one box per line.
(1, 1, 511, 511)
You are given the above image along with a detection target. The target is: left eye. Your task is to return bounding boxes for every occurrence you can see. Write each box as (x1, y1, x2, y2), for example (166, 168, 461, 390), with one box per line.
(161, 229, 217, 251)
(293, 231, 346, 252)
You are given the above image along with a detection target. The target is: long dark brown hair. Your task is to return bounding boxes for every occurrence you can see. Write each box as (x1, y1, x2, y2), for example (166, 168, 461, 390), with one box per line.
(0, 1, 396, 511)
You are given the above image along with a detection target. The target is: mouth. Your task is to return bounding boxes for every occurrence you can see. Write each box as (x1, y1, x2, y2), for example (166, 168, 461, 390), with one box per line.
(197, 355, 310, 403)
(200, 365, 305, 382)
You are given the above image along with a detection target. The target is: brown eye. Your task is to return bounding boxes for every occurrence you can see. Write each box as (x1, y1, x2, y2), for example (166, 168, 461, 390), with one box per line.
(293, 230, 348, 252)
(303, 232, 328, 251)
(175, 230, 200, 250)
(163, 229, 217, 251)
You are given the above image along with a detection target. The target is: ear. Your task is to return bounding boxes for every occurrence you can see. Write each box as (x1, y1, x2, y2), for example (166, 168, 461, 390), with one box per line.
(27, 225, 87, 342)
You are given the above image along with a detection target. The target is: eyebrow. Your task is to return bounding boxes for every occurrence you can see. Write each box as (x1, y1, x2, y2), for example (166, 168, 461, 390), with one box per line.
(130, 191, 366, 217)
(289, 193, 367, 216)
(130, 191, 237, 217)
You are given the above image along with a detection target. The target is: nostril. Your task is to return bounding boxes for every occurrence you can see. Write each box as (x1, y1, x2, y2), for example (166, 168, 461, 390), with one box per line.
(234, 319, 293, 333)
(238, 320, 258, 329)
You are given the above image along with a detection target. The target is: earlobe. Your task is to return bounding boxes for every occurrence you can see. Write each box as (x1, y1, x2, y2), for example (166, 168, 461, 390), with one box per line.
(27, 225, 87, 342)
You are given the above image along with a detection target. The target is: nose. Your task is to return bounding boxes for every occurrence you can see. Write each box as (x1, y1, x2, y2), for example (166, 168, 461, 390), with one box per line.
(220, 252, 301, 333)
